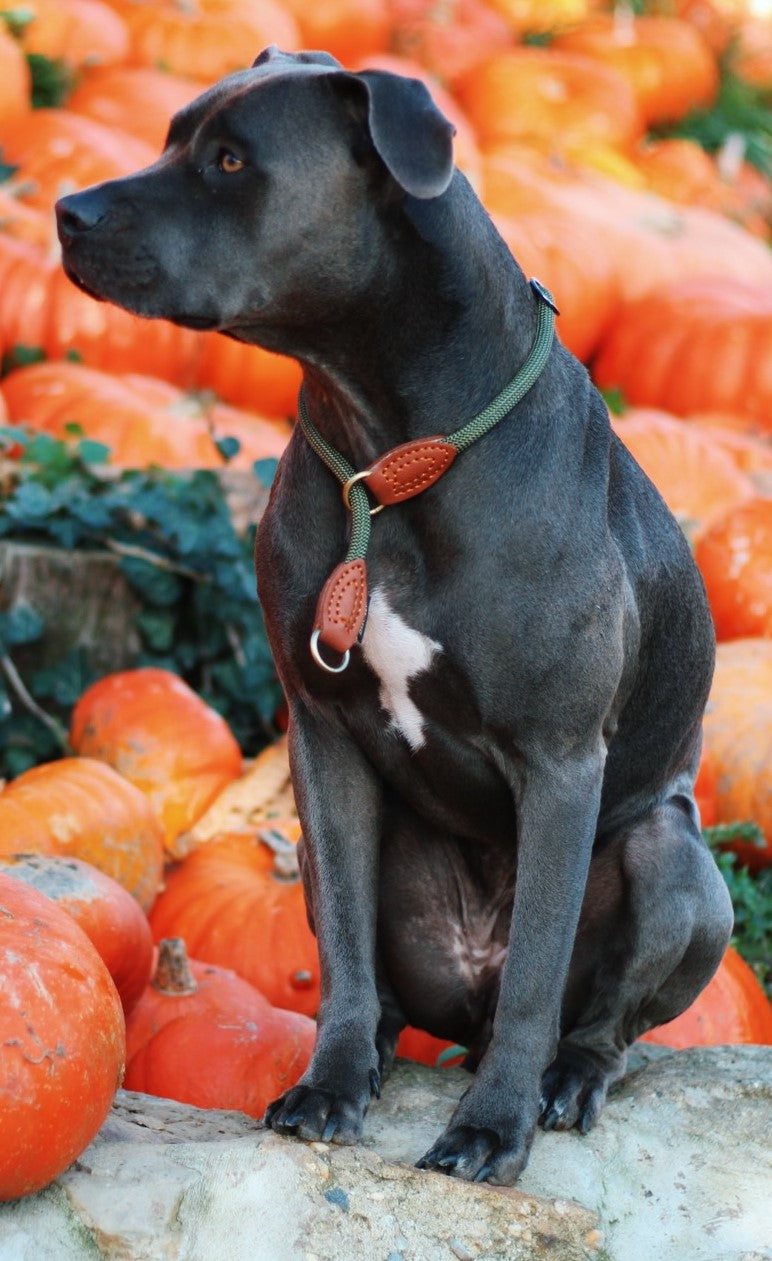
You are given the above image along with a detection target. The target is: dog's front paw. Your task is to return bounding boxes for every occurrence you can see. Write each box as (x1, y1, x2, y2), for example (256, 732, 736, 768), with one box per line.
(264, 1071, 380, 1145)
(416, 1118, 534, 1186)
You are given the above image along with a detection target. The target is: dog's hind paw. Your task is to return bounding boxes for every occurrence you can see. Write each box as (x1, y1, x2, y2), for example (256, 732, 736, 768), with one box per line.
(539, 1043, 624, 1135)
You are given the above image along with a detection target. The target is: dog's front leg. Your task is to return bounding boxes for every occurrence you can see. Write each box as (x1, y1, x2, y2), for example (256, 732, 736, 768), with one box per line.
(264, 703, 383, 1144)
(418, 749, 604, 1185)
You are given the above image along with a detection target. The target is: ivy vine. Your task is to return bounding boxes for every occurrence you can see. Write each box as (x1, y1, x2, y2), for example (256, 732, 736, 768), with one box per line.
(0, 425, 284, 777)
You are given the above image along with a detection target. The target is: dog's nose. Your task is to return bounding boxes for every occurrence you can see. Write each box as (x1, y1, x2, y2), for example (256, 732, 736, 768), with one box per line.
(55, 189, 108, 239)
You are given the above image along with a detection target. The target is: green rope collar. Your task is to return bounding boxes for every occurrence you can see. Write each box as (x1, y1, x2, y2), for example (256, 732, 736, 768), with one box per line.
(299, 278, 558, 672)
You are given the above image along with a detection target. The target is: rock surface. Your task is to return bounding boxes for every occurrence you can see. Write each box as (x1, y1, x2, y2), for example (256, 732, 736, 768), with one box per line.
(1, 1045, 770, 1261)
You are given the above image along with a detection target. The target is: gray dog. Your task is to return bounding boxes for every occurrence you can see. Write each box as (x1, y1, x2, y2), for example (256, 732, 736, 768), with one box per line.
(56, 47, 732, 1185)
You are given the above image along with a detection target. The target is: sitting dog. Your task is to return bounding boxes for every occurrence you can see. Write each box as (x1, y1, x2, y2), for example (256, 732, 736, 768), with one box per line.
(56, 47, 733, 1185)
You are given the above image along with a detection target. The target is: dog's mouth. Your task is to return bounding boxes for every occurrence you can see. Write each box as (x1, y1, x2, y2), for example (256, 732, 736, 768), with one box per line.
(61, 257, 222, 332)
(62, 260, 106, 304)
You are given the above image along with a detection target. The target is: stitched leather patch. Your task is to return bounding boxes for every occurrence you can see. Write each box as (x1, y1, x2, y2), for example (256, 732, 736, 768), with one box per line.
(364, 437, 458, 505)
(313, 558, 368, 655)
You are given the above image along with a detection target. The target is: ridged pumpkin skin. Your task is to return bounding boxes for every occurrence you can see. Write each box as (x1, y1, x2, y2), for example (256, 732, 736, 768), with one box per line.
(0, 874, 125, 1200)
(593, 278, 772, 428)
(695, 497, 772, 641)
(70, 668, 243, 858)
(610, 408, 755, 540)
(148, 826, 320, 1016)
(701, 639, 772, 870)
(0, 758, 165, 911)
(0, 854, 153, 1015)
(124, 938, 315, 1118)
(640, 947, 772, 1047)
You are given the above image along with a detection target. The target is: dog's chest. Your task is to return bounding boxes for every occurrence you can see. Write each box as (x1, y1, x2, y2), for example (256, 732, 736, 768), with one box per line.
(359, 587, 442, 751)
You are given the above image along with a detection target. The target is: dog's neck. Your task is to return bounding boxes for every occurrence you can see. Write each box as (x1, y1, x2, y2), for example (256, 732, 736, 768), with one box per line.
(283, 178, 541, 469)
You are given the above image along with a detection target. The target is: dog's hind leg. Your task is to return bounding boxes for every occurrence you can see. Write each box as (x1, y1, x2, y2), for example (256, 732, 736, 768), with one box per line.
(539, 794, 733, 1134)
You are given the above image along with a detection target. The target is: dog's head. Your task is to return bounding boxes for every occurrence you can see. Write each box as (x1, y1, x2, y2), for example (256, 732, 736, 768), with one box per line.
(56, 47, 455, 342)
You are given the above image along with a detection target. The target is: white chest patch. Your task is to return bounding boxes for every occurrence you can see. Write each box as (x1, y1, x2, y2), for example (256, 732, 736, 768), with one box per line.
(361, 588, 441, 751)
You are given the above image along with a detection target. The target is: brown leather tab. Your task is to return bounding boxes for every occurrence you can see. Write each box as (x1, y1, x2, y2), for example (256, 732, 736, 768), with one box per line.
(363, 437, 457, 506)
(313, 558, 368, 655)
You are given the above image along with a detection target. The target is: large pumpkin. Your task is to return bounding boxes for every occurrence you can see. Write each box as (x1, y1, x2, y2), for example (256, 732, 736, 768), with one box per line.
(640, 947, 772, 1047)
(148, 823, 320, 1016)
(0, 873, 125, 1200)
(455, 46, 643, 153)
(552, 13, 718, 126)
(694, 497, 772, 641)
(0, 757, 165, 911)
(124, 937, 315, 1118)
(0, 853, 154, 1015)
(701, 639, 772, 870)
(609, 408, 756, 541)
(2, 360, 291, 469)
(70, 668, 244, 859)
(593, 277, 772, 428)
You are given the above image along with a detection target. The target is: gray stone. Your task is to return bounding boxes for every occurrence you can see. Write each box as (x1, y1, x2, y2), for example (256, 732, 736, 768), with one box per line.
(0, 1046, 770, 1261)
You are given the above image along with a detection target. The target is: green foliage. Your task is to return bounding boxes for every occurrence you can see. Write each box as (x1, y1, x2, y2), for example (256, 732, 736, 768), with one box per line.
(0, 428, 283, 776)
(652, 61, 772, 178)
(26, 52, 75, 109)
(704, 824, 772, 996)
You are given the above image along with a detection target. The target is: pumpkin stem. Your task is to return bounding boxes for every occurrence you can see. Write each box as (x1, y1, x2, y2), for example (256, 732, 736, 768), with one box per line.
(153, 937, 198, 995)
(257, 826, 300, 881)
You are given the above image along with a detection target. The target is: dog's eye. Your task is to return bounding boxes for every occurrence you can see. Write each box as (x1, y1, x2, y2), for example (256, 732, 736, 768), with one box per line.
(218, 150, 245, 174)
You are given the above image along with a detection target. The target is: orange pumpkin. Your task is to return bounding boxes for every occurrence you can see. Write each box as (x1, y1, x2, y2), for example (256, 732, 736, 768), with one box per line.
(0, 873, 125, 1200)
(70, 668, 244, 858)
(194, 333, 302, 419)
(114, 0, 301, 81)
(2, 360, 291, 468)
(148, 824, 321, 1016)
(0, 109, 155, 210)
(396, 1027, 463, 1067)
(388, 0, 513, 85)
(283, 0, 390, 65)
(124, 937, 315, 1117)
(16, 0, 130, 69)
(0, 23, 32, 122)
(0, 757, 165, 911)
(640, 947, 772, 1047)
(593, 278, 772, 429)
(0, 853, 153, 1015)
(701, 639, 772, 870)
(454, 47, 644, 154)
(0, 234, 203, 385)
(610, 408, 756, 540)
(553, 13, 718, 126)
(695, 497, 772, 641)
(631, 137, 771, 239)
(67, 65, 203, 150)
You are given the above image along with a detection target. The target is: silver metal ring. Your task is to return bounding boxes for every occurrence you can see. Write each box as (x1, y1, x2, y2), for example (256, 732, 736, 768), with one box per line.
(310, 629, 350, 673)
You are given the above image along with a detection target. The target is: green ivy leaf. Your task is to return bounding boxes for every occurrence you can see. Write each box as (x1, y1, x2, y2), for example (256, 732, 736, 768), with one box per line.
(215, 435, 241, 461)
(253, 457, 279, 487)
(120, 556, 183, 607)
(135, 608, 176, 651)
(0, 602, 44, 647)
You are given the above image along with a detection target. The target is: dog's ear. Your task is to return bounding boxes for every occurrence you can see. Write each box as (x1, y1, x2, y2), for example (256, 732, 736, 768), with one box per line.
(350, 70, 456, 200)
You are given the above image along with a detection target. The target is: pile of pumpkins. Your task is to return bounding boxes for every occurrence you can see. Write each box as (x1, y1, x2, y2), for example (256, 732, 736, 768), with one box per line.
(0, 0, 770, 1203)
(1, 662, 771, 1200)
